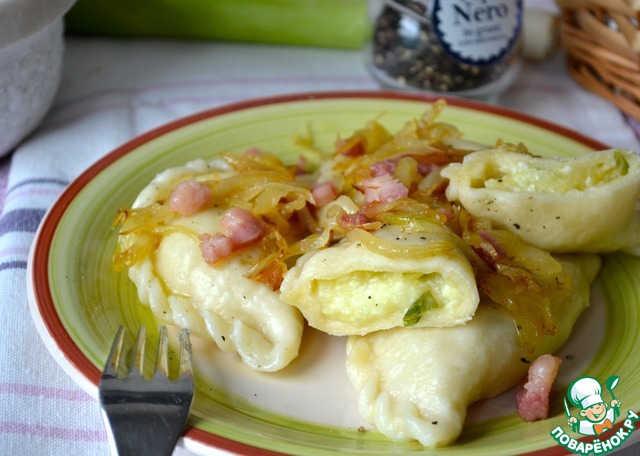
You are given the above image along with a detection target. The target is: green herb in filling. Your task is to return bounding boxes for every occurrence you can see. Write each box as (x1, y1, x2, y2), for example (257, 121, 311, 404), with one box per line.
(614, 150, 629, 176)
(403, 291, 438, 327)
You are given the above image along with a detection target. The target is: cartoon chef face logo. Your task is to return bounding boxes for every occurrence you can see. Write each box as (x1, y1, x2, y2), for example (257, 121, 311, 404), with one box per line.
(565, 376, 621, 436)
(550, 375, 639, 455)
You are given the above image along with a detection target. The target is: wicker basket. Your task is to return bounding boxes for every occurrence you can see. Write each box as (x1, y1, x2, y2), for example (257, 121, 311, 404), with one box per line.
(558, 0, 640, 119)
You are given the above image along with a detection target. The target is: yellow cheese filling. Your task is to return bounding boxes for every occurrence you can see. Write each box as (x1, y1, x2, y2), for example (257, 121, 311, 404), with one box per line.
(483, 150, 629, 193)
(312, 271, 455, 326)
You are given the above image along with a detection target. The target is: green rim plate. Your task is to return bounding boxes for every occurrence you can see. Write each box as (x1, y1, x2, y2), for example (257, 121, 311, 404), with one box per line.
(27, 91, 640, 455)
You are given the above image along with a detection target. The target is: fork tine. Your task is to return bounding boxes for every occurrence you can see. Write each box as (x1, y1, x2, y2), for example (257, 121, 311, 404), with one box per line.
(155, 326, 170, 378)
(178, 328, 193, 378)
(102, 325, 126, 378)
(130, 326, 146, 378)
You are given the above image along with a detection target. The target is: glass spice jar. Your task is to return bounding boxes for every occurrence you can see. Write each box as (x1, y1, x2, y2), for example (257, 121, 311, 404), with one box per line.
(367, 0, 524, 100)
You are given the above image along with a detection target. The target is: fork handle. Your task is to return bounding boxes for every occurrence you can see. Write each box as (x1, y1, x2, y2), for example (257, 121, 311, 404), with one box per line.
(102, 404, 190, 456)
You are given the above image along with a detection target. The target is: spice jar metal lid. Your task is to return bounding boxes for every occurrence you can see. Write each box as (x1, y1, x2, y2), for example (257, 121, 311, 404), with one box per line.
(368, 0, 524, 100)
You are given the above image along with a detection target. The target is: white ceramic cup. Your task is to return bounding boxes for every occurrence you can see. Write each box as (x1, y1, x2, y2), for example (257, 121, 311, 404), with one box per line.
(0, 0, 77, 156)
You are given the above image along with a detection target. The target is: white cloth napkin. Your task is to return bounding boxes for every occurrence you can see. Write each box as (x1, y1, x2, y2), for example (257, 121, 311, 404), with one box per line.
(2, 36, 639, 456)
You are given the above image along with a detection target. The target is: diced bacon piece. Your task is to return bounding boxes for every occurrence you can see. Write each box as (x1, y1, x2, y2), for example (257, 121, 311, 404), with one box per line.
(221, 207, 265, 246)
(417, 163, 438, 176)
(338, 212, 373, 231)
(199, 233, 233, 264)
(371, 159, 438, 179)
(311, 181, 338, 207)
(516, 354, 563, 422)
(168, 179, 211, 215)
(199, 208, 266, 265)
(435, 205, 456, 222)
(360, 174, 408, 204)
(370, 159, 396, 177)
(336, 137, 365, 157)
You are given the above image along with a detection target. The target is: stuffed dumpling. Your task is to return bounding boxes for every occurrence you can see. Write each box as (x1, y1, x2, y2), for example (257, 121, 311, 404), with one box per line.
(115, 158, 305, 372)
(441, 147, 640, 254)
(279, 222, 479, 336)
(345, 253, 601, 447)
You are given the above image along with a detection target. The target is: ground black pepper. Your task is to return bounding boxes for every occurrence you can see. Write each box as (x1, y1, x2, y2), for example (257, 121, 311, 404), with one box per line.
(368, 0, 523, 98)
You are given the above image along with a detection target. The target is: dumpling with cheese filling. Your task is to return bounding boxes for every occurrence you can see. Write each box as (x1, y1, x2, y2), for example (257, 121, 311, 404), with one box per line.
(120, 159, 304, 372)
(441, 147, 640, 254)
(279, 223, 479, 336)
(345, 253, 601, 447)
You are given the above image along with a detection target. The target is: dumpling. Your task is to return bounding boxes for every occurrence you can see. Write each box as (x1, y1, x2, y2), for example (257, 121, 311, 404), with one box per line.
(345, 254, 601, 447)
(279, 223, 479, 336)
(441, 147, 640, 254)
(120, 159, 304, 372)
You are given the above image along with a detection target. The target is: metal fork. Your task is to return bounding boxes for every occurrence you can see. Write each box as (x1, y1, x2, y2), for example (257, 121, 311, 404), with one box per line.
(99, 325, 195, 456)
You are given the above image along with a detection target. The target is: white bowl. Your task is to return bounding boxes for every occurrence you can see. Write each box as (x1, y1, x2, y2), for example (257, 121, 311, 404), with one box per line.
(0, 0, 76, 156)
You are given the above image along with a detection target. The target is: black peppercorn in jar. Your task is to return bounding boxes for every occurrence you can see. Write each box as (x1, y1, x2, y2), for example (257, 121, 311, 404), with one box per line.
(367, 0, 524, 100)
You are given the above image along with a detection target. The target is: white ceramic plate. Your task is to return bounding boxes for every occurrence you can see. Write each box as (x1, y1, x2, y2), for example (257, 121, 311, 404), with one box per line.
(27, 91, 640, 455)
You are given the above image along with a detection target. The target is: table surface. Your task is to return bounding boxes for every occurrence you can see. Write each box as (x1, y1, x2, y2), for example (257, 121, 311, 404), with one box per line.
(3, 11, 640, 456)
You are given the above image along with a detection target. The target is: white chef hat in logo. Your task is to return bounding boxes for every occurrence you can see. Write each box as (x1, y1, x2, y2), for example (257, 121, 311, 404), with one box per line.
(570, 377, 604, 409)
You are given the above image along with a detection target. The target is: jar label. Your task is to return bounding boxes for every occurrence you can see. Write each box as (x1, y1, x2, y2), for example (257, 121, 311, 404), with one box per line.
(432, 0, 522, 65)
